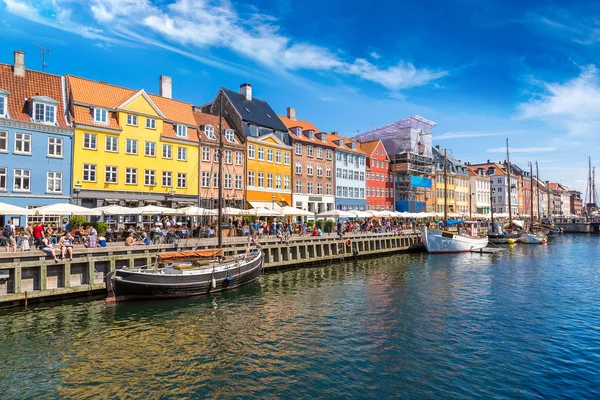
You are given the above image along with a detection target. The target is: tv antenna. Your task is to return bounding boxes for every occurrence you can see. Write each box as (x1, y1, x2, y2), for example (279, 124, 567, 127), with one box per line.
(32, 42, 50, 72)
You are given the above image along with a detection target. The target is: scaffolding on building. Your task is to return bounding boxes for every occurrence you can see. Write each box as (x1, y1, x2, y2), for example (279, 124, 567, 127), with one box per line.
(354, 115, 435, 212)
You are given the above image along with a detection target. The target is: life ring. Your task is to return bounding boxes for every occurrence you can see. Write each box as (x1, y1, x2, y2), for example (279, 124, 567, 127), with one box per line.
(346, 239, 352, 247)
(467, 229, 472, 235)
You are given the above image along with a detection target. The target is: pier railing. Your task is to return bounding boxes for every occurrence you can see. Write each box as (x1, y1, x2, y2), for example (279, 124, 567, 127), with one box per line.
(0, 231, 421, 308)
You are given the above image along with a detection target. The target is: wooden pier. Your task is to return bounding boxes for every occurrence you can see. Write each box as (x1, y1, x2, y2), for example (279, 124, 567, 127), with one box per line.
(0, 232, 422, 308)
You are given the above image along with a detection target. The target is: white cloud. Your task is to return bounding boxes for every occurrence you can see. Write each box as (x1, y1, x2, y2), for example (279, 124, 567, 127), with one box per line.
(486, 146, 557, 153)
(1, 0, 448, 91)
(435, 131, 503, 140)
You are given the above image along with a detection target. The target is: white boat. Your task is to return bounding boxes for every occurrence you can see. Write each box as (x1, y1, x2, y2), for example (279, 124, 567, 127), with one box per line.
(518, 232, 547, 244)
(422, 226, 488, 253)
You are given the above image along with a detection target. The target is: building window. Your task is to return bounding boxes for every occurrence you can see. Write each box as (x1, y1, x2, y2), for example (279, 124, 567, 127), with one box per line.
(295, 143, 302, 155)
(213, 172, 220, 188)
(176, 125, 188, 138)
(248, 170, 255, 186)
(326, 183, 332, 195)
(284, 152, 290, 165)
(0, 96, 5, 117)
(326, 149, 332, 160)
(125, 168, 137, 185)
(105, 166, 118, 183)
(214, 148, 220, 163)
(236, 151, 243, 165)
(317, 165, 323, 177)
(258, 147, 264, 161)
(284, 176, 290, 190)
(360, 172, 364, 181)
(162, 171, 172, 187)
(144, 169, 156, 186)
(276, 174, 282, 189)
(146, 118, 156, 129)
(267, 149, 273, 162)
(317, 183, 323, 195)
(94, 108, 108, 124)
(47, 137, 63, 157)
(0, 131, 7, 152)
(367, 187, 371, 196)
(46, 172, 62, 193)
(0, 167, 6, 190)
(83, 164, 96, 182)
(34, 103, 56, 124)
(162, 144, 172, 159)
(235, 174, 243, 189)
(307, 145, 313, 157)
(317, 147, 323, 159)
(14, 169, 30, 191)
(177, 173, 186, 188)
(225, 129, 235, 142)
(105, 136, 118, 153)
(145, 142, 156, 157)
(177, 147, 187, 161)
(257, 172, 264, 187)
(202, 146, 210, 162)
(14, 133, 32, 154)
(126, 114, 137, 126)
(83, 133, 97, 150)
(295, 162, 302, 175)
(248, 145, 255, 159)
(267, 173, 273, 188)
(224, 174, 232, 189)
(249, 125, 259, 137)
(126, 139, 137, 155)
(204, 125, 215, 139)
(326, 166, 332, 178)
(307, 164, 313, 176)
(224, 150, 232, 164)
(202, 172, 210, 188)
(296, 180, 302, 194)
(307, 182, 314, 194)
(275, 150, 282, 164)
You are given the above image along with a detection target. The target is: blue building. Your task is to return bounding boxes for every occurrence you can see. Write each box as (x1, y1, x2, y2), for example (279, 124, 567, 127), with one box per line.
(331, 134, 367, 211)
(0, 51, 73, 227)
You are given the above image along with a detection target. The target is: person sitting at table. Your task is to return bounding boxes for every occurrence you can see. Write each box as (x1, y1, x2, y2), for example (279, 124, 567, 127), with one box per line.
(84, 225, 98, 248)
(139, 232, 151, 246)
(40, 234, 58, 262)
(59, 232, 74, 260)
(125, 232, 135, 246)
(46, 226, 57, 244)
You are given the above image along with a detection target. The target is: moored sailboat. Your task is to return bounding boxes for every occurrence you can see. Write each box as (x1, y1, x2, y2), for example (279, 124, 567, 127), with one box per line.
(519, 160, 547, 244)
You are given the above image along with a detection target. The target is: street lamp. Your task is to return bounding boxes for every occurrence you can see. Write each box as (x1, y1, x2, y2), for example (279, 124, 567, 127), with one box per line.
(73, 180, 82, 205)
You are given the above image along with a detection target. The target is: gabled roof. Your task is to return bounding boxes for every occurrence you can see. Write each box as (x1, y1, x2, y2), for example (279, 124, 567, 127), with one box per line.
(193, 111, 243, 146)
(221, 87, 288, 132)
(116, 89, 166, 119)
(278, 115, 319, 132)
(278, 114, 338, 148)
(360, 140, 389, 159)
(0, 63, 69, 128)
(246, 131, 291, 147)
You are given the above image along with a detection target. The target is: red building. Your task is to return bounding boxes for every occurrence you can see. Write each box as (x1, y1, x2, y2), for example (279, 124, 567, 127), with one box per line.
(362, 140, 394, 211)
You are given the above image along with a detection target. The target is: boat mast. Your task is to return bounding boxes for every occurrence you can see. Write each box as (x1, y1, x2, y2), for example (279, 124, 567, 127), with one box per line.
(529, 161, 534, 233)
(506, 138, 513, 224)
(217, 91, 224, 249)
(536, 161, 541, 220)
(490, 176, 495, 233)
(593, 166, 597, 207)
(444, 149, 448, 227)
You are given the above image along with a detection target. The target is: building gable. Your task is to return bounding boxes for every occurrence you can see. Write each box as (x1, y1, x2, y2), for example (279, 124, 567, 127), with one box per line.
(117, 90, 165, 118)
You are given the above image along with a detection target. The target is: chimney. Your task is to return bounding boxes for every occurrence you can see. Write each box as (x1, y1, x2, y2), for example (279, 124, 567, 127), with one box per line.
(13, 50, 25, 77)
(487, 159, 490, 163)
(287, 107, 296, 120)
(159, 75, 172, 99)
(331, 131, 338, 136)
(240, 83, 252, 101)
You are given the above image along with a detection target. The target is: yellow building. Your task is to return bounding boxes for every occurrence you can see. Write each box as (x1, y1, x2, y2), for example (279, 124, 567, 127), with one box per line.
(454, 175, 470, 214)
(435, 172, 456, 213)
(245, 134, 292, 208)
(67, 75, 200, 209)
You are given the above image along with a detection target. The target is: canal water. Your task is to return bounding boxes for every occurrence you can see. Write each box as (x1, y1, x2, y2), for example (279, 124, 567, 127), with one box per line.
(1, 234, 600, 399)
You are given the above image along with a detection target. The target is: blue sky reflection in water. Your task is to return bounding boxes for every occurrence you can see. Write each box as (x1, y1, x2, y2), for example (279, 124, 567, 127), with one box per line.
(1, 235, 600, 398)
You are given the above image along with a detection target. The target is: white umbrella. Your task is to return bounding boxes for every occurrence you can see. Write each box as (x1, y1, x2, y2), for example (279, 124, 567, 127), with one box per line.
(133, 205, 182, 215)
(279, 206, 314, 217)
(348, 210, 371, 219)
(95, 205, 141, 215)
(316, 209, 354, 218)
(0, 201, 33, 215)
(178, 206, 218, 216)
(247, 207, 284, 217)
(222, 207, 251, 216)
(35, 202, 102, 216)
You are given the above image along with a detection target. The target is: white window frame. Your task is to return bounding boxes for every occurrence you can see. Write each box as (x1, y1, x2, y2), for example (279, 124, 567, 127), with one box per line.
(46, 171, 62, 193)
(276, 150, 282, 164)
(144, 169, 156, 186)
(0, 167, 6, 191)
(126, 114, 138, 126)
(267, 173, 273, 188)
(83, 133, 97, 150)
(295, 143, 302, 155)
(202, 146, 210, 162)
(284, 176, 290, 190)
(162, 144, 172, 159)
(267, 149, 273, 162)
(204, 125, 215, 139)
(47, 137, 63, 158)
(145, 141, 156, 157)
(162, 171, 172, 187)
(257, 172, 264, 187)
(177, 147, 187, 161)
(14, 133, 32, 155)
(224, 150, 232, 164)
(177, 173, 187, 188)
(0, 131, 7, 152)
(125, 168, 137, 185)
(213, 172, 220, 188)
(34, 102, 56, 124)
(224, 173, 232, 189)
(83, 164, 96, 182)
(105, 136, 118, 153)
(202, 172, 210, 188)
(317, 147, 323, 159)
(296, 180, 302, 194)
(94, 108, 108, 124)
(105, 166, 118, 184)
(126, 139, 138, 155)
(13, 168, 31, 191)
(257, 147, 264, 161)
(248, 170, 255, 187)
(146, 118, 156, 129)
(307, 163, 313, 176)
(295, 162, 302, 175)
(326, 149, 333, 160)
(235, 151, 243, 165)
(0, 95, 6, 118)
(248, 145, 255, 159)
(235, 174, 243, 190)
(276, 174, 282, 189)
(225, 129, 235, 142)
(284, 152, 290, 165)
(176, 124, 188, 138)
(307, 145, 313, 157)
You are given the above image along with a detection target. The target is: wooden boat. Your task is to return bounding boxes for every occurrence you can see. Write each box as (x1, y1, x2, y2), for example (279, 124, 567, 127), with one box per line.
(106, 250, 264, 302)
(423, 225, 488, 253)
(519, 232, 547, 244)
(487, 233, 519, 244)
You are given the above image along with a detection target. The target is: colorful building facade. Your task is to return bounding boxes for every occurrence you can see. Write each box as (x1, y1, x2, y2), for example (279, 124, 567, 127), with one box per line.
(361, 140, 394, 211)
(332, 134, 366, 211)
(0, 51, 73, 226)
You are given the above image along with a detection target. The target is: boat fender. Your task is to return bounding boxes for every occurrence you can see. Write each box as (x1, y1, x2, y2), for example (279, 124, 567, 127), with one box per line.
(211, 277, 217, 289)
(346, 239, 352, 247)
(226, 276, 234, 281)
(467, 229, 472, 236)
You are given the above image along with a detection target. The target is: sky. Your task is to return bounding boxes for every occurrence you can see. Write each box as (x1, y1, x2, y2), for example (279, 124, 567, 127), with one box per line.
(0, 0, 598, 194)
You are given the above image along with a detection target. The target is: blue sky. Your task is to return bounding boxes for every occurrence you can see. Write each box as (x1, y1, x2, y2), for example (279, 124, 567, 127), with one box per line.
(1, 0, 599, 193)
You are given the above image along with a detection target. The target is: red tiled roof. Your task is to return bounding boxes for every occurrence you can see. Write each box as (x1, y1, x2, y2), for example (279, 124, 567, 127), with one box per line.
(0, 64, 69, 128)
(193, 111, 244, 147)
(73, 105, 122, 131)
(360, 140, 389, 159)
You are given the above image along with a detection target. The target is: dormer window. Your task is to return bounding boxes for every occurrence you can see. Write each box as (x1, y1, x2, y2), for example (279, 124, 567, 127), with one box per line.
(350, 142, 357, 150)
(318, 133, 327, 142)
(296, 127, 302, 136)
(308, 130, 315, 140)
(94, 108, 108, 124)
(225, 129, 235, 143)
(176, 124, 188, 138)
(146, 118, 156, 129)
(249, 125, 259, 137)
(29, 96, 58, 124)
(204, 125, 216, 139)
